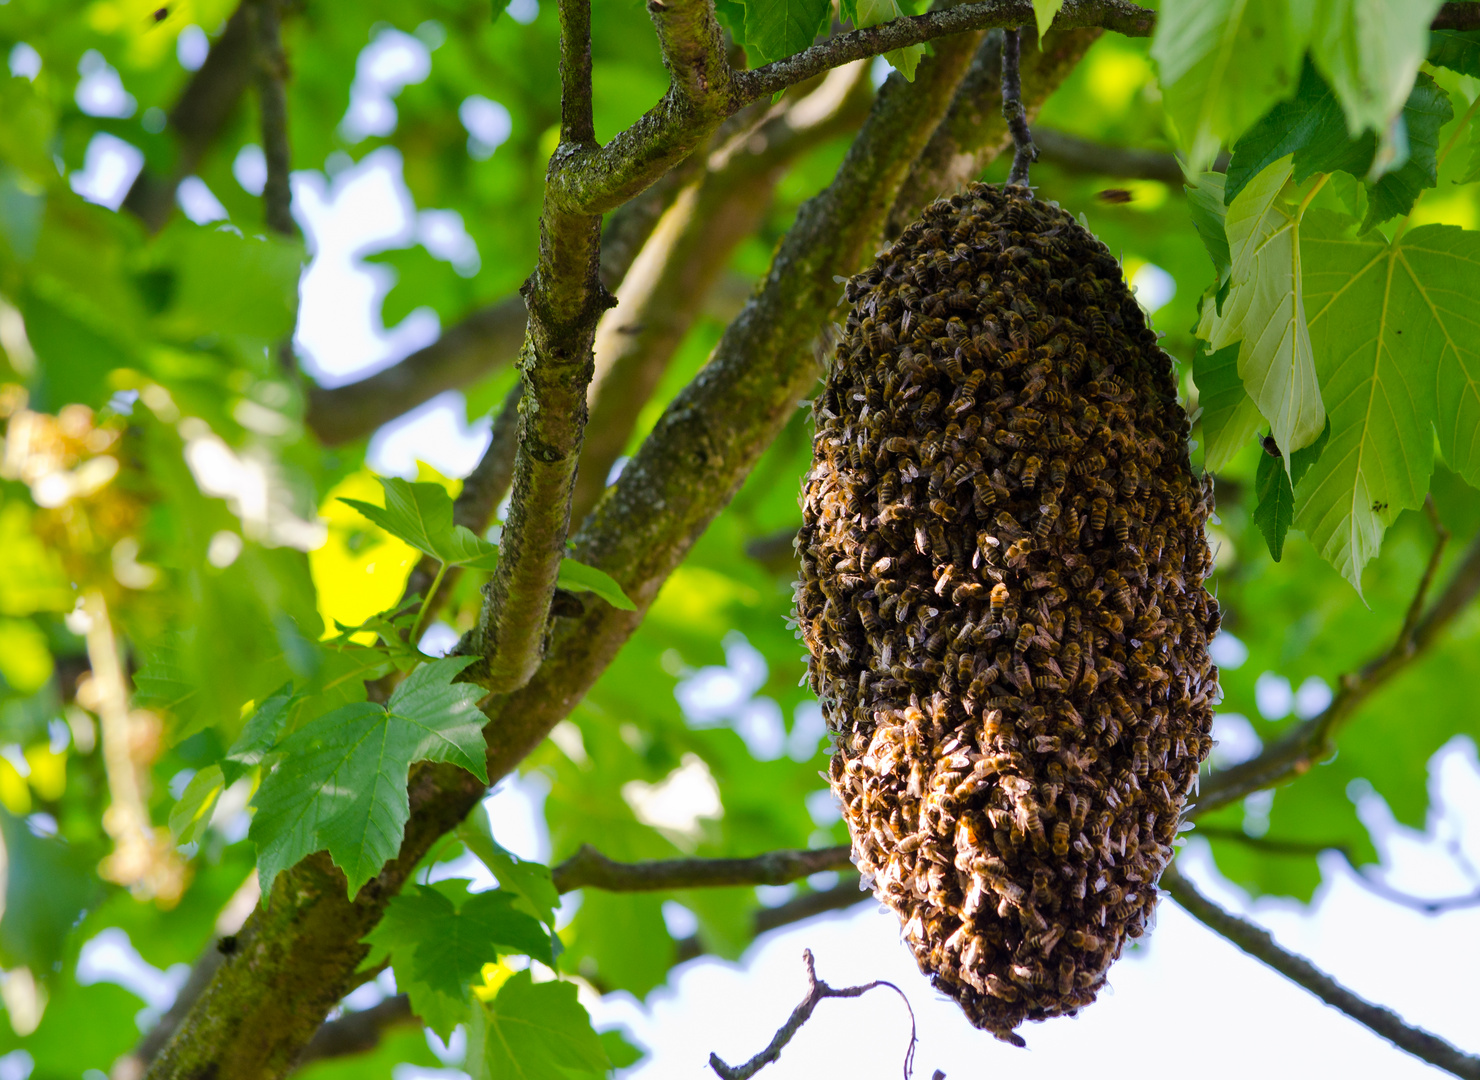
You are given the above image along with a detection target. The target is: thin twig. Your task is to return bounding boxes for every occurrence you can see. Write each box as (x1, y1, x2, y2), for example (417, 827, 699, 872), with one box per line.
(1196, 529, 1480, 816)
(1347, 870, 1480, 916)
(1163, 867, 1480, 1080)
(707, 950, 917, 1080)
(252, 0, 295, 237)
(1399, 495, 1450, 650)
(552, 844, 853, 892)
(999, 26, 1037, 186)
(1191, 824, 1357, 863)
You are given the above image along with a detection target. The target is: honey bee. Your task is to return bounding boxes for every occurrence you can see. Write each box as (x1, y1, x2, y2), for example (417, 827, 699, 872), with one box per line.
(990, 582, 1010, 618)
(1020, 455, 1043, 489)
(1089, 497, 1109, 532)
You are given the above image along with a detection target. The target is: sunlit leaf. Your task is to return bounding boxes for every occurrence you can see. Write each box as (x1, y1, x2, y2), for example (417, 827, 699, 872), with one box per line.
(1308, 0, 1443, 138)
(1202, 156, 1327, 461)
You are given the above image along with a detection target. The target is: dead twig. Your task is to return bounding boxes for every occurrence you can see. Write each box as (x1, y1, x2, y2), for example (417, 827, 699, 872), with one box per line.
(707, 949, 918, 1080)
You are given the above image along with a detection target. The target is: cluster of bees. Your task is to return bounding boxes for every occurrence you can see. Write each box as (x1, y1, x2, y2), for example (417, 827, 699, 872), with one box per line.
(796, 184, 1220, 1043)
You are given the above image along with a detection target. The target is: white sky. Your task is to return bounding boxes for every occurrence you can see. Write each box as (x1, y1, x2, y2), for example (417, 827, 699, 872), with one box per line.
(50, 26, 1480, 1080)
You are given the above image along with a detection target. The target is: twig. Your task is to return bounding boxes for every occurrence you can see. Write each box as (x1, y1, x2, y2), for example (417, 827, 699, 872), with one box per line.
(1196, 529, 1480, 816)
(1347, 870, 1480, 916)
(707, 950, 917, 1080)
(999, 26, 1037, 186)
(252, 0, 295, 237)
(1192, 824, 1356, 863)
(552, 844, 853, 892)
(1163, 867, 1480, 1080)
(1435, 3, 1480, 31)
(1400, 495, 1450, 650)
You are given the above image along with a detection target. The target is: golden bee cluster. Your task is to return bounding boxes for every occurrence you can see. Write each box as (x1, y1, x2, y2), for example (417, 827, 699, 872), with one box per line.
(796, 184, 1220, 1043)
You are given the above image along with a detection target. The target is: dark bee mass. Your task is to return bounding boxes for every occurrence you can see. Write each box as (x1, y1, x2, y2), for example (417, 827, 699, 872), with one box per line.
(796, 184, 1219, 1044)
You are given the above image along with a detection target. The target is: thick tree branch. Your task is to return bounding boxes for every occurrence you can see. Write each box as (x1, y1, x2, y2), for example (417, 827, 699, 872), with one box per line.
(708, 950, 916, 1080)
(463, 0, 614, 693)
(650, 0, 734, 104)
(1435, 3, 1480, 31)
(571, 61, 874, 521)
(1195, 528, 1480, 817)
(553, 844, 853, 893)
(142, 35, 994, 1080)
(1163, 867, 1480, 1080)
(252, 0, 295, 237)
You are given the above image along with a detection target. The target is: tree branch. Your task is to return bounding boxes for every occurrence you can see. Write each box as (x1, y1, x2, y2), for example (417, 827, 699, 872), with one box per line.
(555, 0, 1151, 217)
(1163, 867, 1480, 1080)
(462, 0, 616, 692)
(553, 844, 853, 893)
(123, 1, 261, 231)
(294, 994, 415, 1067)
(1195, 528, 1480, 817)
(707, 950, 917, 1080)
(142, 34, 996, 1079)
(303, 126, 713, 448)
(1435, 3, 1480, 31)
(252, 0, 295, 237)
(649, 0, 734, 104)
(571, 61, 875, 522)
(1032, 126, 1190, 184)
(999, 26, 1037, 185)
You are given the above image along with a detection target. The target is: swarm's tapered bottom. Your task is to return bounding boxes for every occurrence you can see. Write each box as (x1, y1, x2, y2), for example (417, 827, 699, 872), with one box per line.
(796, 183, 1219, 1043)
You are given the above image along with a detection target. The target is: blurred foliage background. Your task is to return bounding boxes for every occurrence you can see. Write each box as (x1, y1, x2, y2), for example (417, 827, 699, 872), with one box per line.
(0, 0, 1478, 1076)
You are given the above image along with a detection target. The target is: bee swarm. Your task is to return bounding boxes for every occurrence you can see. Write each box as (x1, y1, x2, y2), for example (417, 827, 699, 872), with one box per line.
(796, 184, 1220, 1043)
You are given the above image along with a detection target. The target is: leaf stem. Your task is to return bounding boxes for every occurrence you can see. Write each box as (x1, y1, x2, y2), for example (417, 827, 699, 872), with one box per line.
(411, 563, 448, 647)
(1294, 172, 1329, 221)
(1437, 89, 1480, 172)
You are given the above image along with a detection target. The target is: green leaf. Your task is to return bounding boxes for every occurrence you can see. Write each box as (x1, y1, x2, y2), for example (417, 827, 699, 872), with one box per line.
(249, 657, 489, 897)
(1226, 66, 1450, 225)
(1186, 172, 1231, 283)
(1152, 0, 1310, 172)
(364, 882, 554, 1039)
(170, 764, 225, 844)
(1253, 420, 1330, 560)
(1202, 156, 1327, 460)
(599, 1028, 645, 1069)
(1193, 341, 1263, 471)
(836, 0, 922, 79)
(1308, 0, 1443, 138)
(458, 810, 561, 928)
(1427, 29, 1480, 77)
(0, 809, 99, 972)
(342, 478, 505, 570)
(222, 682, 296, 786)
(739, 0, 832, 63)
(491, 0, 514, 23)
(149, 221, 304, 344)
(1032, 0, 1065, 44)
(472, 970, 611, 1080)
(556, 559, 637, 611)
(341, 477, 458, 563)
(1360, 74, 1452, 230)
(1295, 212, 1466, 588)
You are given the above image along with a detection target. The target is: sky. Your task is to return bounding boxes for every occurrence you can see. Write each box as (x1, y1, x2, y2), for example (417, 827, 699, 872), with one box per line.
(41, 20, 1480, 1080)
